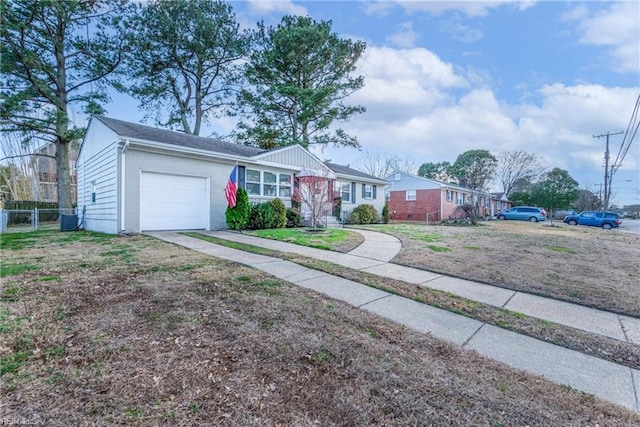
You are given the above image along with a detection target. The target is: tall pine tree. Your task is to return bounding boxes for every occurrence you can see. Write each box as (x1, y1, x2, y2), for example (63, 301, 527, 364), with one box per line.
(237, 16, 366, 149)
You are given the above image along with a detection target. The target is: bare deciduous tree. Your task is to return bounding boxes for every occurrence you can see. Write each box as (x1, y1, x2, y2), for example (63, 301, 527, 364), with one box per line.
(573, 187, 602, 212)
(293, 169, 337, 230)
(0, 131, 52, 201)
(356, 148, 417, 178)
(496, 150, 544, 196)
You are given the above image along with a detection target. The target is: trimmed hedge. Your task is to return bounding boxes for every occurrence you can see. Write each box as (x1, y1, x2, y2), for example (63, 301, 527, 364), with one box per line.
(349, 204, 379, 224)
(286, 208, 301, 228)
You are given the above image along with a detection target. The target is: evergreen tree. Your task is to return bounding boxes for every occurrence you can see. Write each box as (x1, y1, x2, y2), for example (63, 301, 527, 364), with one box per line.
(237, 15, 366, 149)
(225, 187, 249, 229)
(1, 0, 132, 210)
(123, 0, 250, 135)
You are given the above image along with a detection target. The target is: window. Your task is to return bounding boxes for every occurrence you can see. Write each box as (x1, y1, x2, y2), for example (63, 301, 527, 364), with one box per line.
(406, 190, 416, 201)
(246, 169, 261, 195)
(91, 181, 96, 203)
(364, 184, 372, 199)
(456, 193, 464, 205)
(279, 174, 292, 197)
(446, 190, 452, 202)
(395, 173, 401, 181)
(263, 171, 277, 196)
(340, 182, 351, 202)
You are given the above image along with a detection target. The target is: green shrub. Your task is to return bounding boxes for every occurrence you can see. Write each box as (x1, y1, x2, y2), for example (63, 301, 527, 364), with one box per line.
(269, 198, 287, 229)
(382, 201, 389, 224)
(286, 208, 301, 228)
(225, 187, 249, 230)
(248, 202, 278, 230)
(349, 204, 379, 224)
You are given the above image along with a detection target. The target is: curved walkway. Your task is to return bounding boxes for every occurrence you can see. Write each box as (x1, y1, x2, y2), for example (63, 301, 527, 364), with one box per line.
(147, 229, 640, 412)
(345, 228, 402, 262)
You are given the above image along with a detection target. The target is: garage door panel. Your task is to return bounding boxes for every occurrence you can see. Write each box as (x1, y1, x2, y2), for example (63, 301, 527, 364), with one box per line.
(140, 172, 208, 231)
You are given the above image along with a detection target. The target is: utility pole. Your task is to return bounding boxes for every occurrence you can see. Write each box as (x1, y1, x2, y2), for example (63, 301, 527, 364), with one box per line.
(593, 131, 623, 210)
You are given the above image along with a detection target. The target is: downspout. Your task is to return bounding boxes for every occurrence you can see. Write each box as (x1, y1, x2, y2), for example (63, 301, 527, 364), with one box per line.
(440, 187, 444, 221)
(121, 139, 130, 232)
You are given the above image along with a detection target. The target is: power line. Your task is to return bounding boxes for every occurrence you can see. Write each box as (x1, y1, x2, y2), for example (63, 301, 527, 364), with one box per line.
(611, 92, 640, 176)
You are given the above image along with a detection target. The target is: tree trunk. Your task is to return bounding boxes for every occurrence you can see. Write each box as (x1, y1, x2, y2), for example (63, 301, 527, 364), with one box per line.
(56, 140, 73, 211)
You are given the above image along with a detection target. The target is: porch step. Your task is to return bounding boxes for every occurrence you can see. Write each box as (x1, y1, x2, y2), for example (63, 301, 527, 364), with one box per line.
(325, 216, 343, 228)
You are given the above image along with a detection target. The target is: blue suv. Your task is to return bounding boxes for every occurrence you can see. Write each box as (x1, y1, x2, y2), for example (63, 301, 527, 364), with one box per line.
(495, 206, 547, 222)
(563, 211, 621, 229)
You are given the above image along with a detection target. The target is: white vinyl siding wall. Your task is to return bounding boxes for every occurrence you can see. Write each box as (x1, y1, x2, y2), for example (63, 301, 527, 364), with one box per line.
(77, 142, 119, 234)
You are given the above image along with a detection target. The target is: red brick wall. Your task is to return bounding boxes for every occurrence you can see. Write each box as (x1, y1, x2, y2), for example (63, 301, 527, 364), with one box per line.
(388, 189, 442, 222)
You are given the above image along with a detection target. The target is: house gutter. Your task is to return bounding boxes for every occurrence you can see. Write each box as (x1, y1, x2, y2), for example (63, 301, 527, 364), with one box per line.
(122, 138, 247, 163)
(121, 139, 130, 232)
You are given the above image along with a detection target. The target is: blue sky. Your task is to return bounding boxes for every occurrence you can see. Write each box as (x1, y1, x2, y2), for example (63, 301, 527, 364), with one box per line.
(103, 0, 640, 206)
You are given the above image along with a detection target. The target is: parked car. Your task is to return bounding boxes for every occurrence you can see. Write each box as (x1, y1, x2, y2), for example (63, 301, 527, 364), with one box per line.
(553, 210, 577, 220)
(563, 211, 621, 229)
(495, 206, 547, 222)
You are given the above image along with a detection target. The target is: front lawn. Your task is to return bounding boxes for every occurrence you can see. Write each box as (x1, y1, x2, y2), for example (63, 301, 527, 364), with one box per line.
(357, 222, 640, 317)
(246, 227, 363, 252)
(2, 230, 638, 425)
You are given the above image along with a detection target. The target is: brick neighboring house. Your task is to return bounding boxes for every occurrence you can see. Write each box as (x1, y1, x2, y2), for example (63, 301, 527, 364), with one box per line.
(385, 172, 512, 222)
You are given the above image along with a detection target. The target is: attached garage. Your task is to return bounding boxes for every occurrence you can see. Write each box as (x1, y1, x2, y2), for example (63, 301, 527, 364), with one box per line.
(140, 172, 209, 231)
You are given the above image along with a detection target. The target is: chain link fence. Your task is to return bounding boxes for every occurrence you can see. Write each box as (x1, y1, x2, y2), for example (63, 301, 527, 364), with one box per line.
(0, 208, 77, 233)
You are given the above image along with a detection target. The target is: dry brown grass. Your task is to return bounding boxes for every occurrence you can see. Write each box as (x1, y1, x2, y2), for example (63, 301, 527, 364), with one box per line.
(2, 231, 639, 425)
(364, 221, 640, 317)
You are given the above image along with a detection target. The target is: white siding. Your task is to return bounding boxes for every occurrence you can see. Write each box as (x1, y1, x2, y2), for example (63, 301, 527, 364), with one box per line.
(255, 145, 325, 170)
(76, 141, 119, 234)
(339, 180, 386, 220)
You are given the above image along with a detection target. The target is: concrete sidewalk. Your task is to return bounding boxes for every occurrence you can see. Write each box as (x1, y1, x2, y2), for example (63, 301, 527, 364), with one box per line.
(147, 230, 640, 412)
(203, 230, 640, 345)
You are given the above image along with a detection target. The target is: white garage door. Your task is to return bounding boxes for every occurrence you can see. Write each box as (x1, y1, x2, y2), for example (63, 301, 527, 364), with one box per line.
(140, 172, 208, 231)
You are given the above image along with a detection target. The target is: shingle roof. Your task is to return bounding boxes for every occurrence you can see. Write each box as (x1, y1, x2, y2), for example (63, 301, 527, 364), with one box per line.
(94, 115, 266, 158)
(325, 162, 384, 182)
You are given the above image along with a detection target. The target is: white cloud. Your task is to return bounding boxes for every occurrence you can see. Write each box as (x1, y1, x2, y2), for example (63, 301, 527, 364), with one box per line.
(348, 46, 468, 124)
(386, 21, 419, 48)
(246, 0, 308, 17)
(438, 15, 485, 43)
(360, 0, 396, 17)
(566, 2, 640, 73)
(395, 0, 535, 18)
(319, 49, 636, 199)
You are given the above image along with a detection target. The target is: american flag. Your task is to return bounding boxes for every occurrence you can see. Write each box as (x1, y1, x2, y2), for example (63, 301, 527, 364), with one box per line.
(225, 164, 238, 208)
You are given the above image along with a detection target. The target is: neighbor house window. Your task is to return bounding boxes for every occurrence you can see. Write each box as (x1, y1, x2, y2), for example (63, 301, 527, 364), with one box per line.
(406, 190, 416, 201)
(263, 171, 277, 196)
(246, 169, 261, 195)
(279, 174, 292, 197)
(456, 193, 464, 205)
(446, 190, 452, 202)
(338, 182, 351, 202)
(363, 184, 372, 199)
